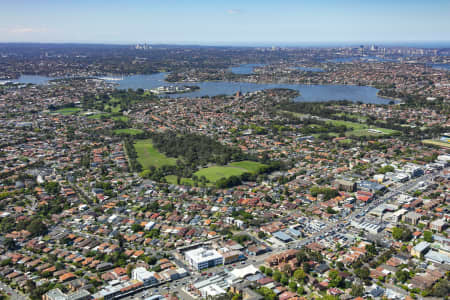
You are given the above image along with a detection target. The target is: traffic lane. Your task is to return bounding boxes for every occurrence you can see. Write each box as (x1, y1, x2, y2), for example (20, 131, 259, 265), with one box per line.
(0, 282, 23, 300)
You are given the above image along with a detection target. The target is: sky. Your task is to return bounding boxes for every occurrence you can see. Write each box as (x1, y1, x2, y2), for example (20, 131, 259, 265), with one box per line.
(1, 0, 449, 45)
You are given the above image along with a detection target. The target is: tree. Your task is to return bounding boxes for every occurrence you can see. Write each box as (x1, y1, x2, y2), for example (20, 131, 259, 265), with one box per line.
(423, 231, 433, 243)
(329, 269, 344, 288)
(392, 226, 412, 242)
(326, 206, 337, 214)
(296, 251, 308, 263)
(265, 268, 273, 277)
(131, 224, 143, 232)
(273, 270, 282, 282)
(26, 219, 48, 237)
(350, 284, 364, 297)
(127, 264, 134, 277)
(297, 285, 304, 295)
(395, 270, 410, 283)
(431, 279, 449, 297)
(282, 264, 292, 276)
(117, 234, 126, 250)
(302, 262, 311, 274)
(257, 287, 277, 300)
(354, 267, 370, 280)
(4, 238, 16, 250)
(318, 296, 339, 300)
(44, 181, 60, 195)
(377, 165, 394, 174)
(280, 274, 289, 285)
(288, 281, 297, 292)
(365, 243, 377, 255)
(293, 269, 307, 283)
(259, 266, 266, 273)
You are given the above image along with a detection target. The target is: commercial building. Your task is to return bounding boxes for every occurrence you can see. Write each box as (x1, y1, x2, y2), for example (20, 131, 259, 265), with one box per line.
(383, 208, 408, 223)
(424, 250, 450, 265)
(402, 211, 422, 225)
(411, 241, 430, 257)
(43, 288, 91, 300)
(221, 250, 242, 265)
(273, 231, 293, 243)
(189, 271, 238, 298)
(185, 247, 224, 270)
(430, 218, 447, 232)
(350, 220, 384, 234)
(131, 267, 158, 286)
(93, 280, 143, 300)
(357, 180, 386, 193)
(333, 179, 356, 192)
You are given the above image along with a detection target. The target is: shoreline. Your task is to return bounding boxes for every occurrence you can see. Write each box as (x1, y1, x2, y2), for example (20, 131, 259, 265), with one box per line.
(8, 73, 405, 105)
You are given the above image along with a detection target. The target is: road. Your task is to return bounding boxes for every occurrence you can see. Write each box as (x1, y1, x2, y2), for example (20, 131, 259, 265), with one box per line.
(286, 170, 444, 250)
(121, 276, 195, 300)
(0, 281, 27, 300)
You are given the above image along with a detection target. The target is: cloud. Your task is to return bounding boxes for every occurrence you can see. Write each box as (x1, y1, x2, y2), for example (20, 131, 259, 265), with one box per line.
(227, 9, 242, 15)
(6, 27, 48, 34)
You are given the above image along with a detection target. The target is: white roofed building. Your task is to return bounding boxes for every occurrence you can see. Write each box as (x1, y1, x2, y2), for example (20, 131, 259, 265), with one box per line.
(185, 247, 224, 270)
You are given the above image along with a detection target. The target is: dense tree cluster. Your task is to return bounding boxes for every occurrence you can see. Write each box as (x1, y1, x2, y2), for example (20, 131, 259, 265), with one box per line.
(0, 216, 47, 237)
(309, 186, 339, 200)
(149, 131, 248, 167)
(392, 226, 413, 242)
(123, 138, 142, 172)
(82, 89, 157, 112)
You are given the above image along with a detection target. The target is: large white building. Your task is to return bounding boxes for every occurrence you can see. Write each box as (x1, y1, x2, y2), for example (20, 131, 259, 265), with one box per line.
(185, 248, 224, 270)
(132, 267, 158, 286)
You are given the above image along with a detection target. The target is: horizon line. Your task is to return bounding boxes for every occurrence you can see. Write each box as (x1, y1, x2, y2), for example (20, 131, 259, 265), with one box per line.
(1, 40, 450, 48)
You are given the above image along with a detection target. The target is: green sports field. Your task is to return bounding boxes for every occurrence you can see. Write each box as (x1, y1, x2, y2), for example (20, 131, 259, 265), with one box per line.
(194, 160, 267, 183)
(134, 139, 177, 169)
(53, 107, 81, 115)
(423, 139, 450, 149)
(114, 128, 144, 135)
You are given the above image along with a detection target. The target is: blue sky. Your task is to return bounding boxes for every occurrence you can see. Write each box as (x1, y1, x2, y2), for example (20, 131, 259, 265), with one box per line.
(1, 0, 449, 45)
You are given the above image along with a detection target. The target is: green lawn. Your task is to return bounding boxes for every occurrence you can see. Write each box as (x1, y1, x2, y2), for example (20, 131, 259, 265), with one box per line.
(194, 166, 249, 183)
(87, 113, 110, 119)
(114, 128, 144, 135)
(53, 107, 81, 115)
(423, 139, 450, 149)
(165, 175, 196, 186)
(347, 127, 399, 137)
(333, 112, 368, 121)
(194, 161, 267, 183)
(282, 111, 310, 118)
(228, 160, 267, 173)
(112, 115, 129, 122)
(338, 138, 353, 144)
(134, 139, 177, 169)
(283, 110, 399, 137)
(326, 119, 367, 130)
(87, 113, 128, 122)
(104, 103, 121, 113)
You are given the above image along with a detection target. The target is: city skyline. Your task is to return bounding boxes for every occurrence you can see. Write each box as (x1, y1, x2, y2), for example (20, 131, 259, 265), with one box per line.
(1, 0, 449, 44)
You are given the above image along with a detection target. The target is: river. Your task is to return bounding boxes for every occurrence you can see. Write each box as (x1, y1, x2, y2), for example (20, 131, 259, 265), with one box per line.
(13, 71, 395, 104)
(112, 72, 394, 104)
